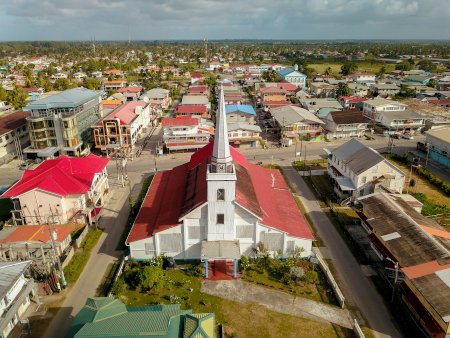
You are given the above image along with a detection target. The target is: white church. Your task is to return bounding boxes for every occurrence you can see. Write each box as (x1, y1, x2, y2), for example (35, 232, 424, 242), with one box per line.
(126, 87, 314, 277)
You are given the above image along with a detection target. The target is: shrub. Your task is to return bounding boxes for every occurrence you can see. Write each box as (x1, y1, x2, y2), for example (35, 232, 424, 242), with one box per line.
(138, 265, 165, 291)
(290, 266, 305, 281)
(112, 278, 127, 295)
(239, 256, 249, 271)
(186, 263, 203, 277)
(304, 270, 319, 284)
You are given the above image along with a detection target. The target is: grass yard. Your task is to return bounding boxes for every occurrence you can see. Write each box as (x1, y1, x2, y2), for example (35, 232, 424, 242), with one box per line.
(308, 61, 395, 76)
(292, 159, 328, 171)
(115, 268, 352, 338)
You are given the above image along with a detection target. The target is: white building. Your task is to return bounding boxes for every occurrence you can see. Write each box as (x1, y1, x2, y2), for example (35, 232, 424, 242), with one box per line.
(327, 139, 405, 203)
(126, 88, 314, 277)
(277, 65, 307, 88)
(0, 261, 38, 338)
(375, 111, 425, 135)
(322, 110, 368, 139)
(141, 88, 172, 110)
(362, 98, 408, 120)
(0, 112, 30, 163)
(162, 117, 212, 152)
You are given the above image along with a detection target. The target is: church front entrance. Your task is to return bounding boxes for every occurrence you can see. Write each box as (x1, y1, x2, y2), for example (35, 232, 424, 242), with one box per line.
(201, 240, 240, 281)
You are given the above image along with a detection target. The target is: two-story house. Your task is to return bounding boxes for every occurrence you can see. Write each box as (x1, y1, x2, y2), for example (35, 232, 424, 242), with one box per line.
(322, 110, 369, 139)
(225, 105, 257, 125)
(327, 139, 405, 203)
(1, 154, 109, 226)
(162, 117, 212, 152)
(375, 110, 425, 135)
(0, 111, 30, 163)
(141, 88, 172, 110)
(362, 98, 408, 121)
(348, 83, 369, 97)
(176, 105, 209, 119)
(92, 101, 153, 157)
(271, 105, 324, 145)
(0, 261, 39, 338)
(369, 83, 401, 98)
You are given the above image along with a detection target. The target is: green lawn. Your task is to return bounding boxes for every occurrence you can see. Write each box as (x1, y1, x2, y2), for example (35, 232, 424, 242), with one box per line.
(308, 61, 395, 76)
(115, 268, 352, 338)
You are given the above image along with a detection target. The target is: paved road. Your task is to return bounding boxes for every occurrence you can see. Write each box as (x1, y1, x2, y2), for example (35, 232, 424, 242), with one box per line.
(281, 166, 403, 338)
(42, 173, 144, 338)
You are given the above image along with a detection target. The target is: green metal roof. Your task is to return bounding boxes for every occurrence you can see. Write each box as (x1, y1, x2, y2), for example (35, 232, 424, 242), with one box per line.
(25, 88, 101, 110)
(69, 298, 214, 338)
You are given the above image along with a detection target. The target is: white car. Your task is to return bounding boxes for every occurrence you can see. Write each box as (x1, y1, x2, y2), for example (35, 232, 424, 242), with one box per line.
(402, 133, 414, 140)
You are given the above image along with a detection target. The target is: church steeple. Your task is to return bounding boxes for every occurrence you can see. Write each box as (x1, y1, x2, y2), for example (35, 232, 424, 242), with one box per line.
(211, 86, 232, 173)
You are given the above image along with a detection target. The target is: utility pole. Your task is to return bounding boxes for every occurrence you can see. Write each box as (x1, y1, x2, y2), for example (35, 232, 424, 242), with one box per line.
(48, 206, 67, 289)
(386, 256, 399, 303)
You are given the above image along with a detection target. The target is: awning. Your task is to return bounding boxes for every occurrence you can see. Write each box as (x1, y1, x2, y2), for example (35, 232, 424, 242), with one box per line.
(201, 240, 241, 260)
(90, 208, 102, 218)
(335, 177, 356, 191)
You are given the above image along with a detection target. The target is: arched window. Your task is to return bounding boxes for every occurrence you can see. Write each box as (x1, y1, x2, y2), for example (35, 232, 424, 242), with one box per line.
(217, 189, 225, 201)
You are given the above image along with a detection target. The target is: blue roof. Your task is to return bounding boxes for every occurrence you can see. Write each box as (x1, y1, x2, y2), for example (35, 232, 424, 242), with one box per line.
(25, 88, 101, 110)
(225, 104, 256, 115)
(277, 67, 306, 78)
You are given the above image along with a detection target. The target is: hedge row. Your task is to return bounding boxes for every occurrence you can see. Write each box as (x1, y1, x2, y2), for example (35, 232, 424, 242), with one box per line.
(64, 228, 103, 284)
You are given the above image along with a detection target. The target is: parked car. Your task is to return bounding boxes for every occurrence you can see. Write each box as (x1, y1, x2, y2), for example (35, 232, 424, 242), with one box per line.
(19, 160, 34, 170)
(402, 133, 414, 140)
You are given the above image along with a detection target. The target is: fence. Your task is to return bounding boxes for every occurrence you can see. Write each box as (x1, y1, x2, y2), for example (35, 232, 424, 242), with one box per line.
(312, 247, 346, 308)
(74, 226, 89, 249)
(108, 256, 126, 297)
(61, 246, 75, 269)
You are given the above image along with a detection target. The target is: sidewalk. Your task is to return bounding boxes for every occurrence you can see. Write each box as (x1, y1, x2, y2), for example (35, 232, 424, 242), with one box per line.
(201, 280, 353, 329)
(42, 174, 141, 338)
(281, 166, 403, 338)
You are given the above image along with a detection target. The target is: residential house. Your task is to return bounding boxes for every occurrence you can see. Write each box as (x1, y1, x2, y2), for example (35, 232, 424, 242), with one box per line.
(370, 83, 401, 97)
(309, 82, 337, 98)
(126, 88, 314, 267)
(23, 88, 103, 159)
(271, 105, 325, 145)
(225, 105, 257, 125)
(0, 111, 30, 163)
(181, 95, 210, 111)
(141, 88, 172, 110)
(0, 261, 39, 338)
(117, 87, 142, 101)
(277, 65, 307, 87)
(338, 96, 367, 110)
(190, 73, 204, 85)
(176, 105, 208, 119)
(348, 83, 369, 97)
(322, 110, 369, 139)
(1, 154, 109, 226)
(301, 98, 343, 114)
(327, 139, 405, 202)
(375, 110, 425, 135)
(362, 98, 408, 120)
(104, 69, 124, 78)
(358, 192, 450, 338)
(186, 85, 209, 97)
(68, 298, 215, 338)
(103, 80, 127, 91)
(0, 225, 75, 270)
(259, 87, 286, 102)
(424, 127, 450, 169)
(345, 73, 376, 84)
(228, 123, 261, 147)
(22, 87, 44, 102)
(162, 117, 212, 152)
(92, 101, 153, 156)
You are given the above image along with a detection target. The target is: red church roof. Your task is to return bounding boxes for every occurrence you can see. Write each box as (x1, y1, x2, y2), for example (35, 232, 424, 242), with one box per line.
(126, 142, 314, 244)
(2, 154, 109, 198)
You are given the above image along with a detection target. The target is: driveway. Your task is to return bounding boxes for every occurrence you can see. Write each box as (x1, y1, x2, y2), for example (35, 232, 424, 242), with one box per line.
(201, 280, 353, 329)
(281, 166, 403, 338)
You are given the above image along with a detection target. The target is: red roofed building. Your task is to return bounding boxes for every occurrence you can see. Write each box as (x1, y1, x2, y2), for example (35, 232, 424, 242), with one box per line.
(118, 86, 143, 101)
(126, 88, 314, 275)
(186, 85, 209, 97)
(2, 154, 109, 226)
(0, 111, 30, 162)
(191, 73, 205, 85)
(92, 101, 154, 156)
(176, 105, 208, 119)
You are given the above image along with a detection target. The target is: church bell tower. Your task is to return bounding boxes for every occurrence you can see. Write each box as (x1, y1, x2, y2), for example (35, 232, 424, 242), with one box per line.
(206, 86, 237, 241)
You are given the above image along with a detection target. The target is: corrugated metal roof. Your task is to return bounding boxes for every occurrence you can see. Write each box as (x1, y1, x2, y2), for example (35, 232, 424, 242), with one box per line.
(225, 104, 256, 115)
(0, 261, 31, 300)
(436, 268, 450, 288)
(381, 232, 401, 241)
(271, 105, 324, 125)
(25, 88, 101, 110)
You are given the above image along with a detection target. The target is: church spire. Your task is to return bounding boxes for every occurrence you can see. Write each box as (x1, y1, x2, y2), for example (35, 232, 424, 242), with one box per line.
(211, 86, 232, 172)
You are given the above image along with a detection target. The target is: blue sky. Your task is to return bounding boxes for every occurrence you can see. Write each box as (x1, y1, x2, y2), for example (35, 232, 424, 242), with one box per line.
(0, 0, 449, 41)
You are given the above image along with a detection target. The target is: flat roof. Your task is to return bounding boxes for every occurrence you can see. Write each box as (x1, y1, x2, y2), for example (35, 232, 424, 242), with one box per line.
(25, 88, 101, 110)
(426, 127, 450, 144)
